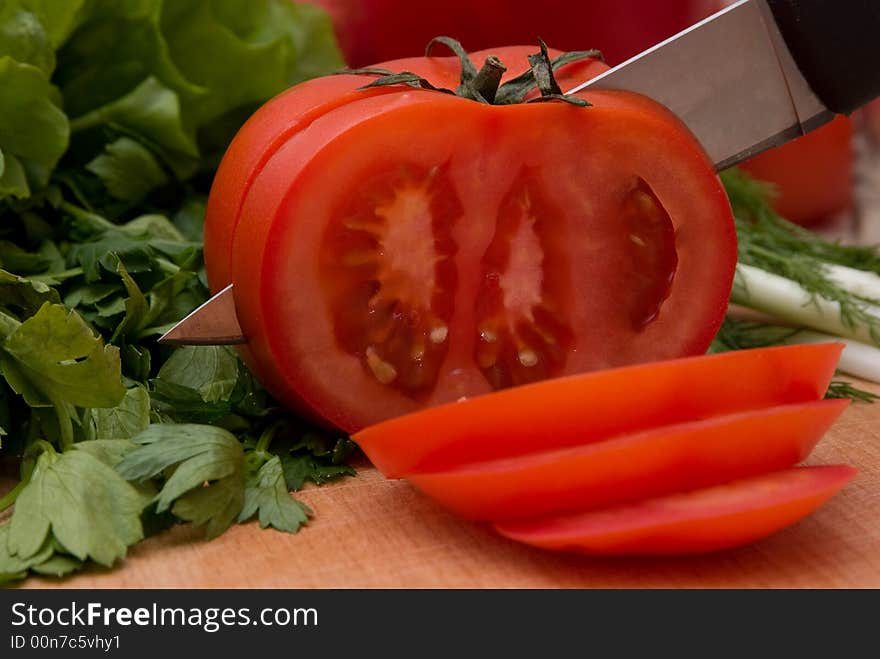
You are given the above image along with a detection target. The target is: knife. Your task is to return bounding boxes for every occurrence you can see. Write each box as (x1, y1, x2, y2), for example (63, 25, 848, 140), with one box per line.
(160, 0, 880, 346)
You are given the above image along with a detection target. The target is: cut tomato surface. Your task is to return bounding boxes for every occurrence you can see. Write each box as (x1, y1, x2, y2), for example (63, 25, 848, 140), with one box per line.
(353, 343, 843, 477)
(406, 398, 848, 520)
(207, 45, 736, 431)
(204, 47, 605, 288)
(494, 465, 857, 555)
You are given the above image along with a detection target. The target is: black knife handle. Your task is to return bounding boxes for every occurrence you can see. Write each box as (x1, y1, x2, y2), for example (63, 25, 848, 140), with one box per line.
(766, 0, 880, 114)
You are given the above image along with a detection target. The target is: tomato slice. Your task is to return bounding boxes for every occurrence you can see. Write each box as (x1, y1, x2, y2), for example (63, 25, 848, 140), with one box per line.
(353, 343, 843, 477)
(494, 465, 857, 555)
(406, 399, 848, 520)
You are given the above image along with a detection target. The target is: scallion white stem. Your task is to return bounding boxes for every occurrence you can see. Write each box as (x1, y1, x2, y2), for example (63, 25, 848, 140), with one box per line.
(731, 264, 880, 346)
(824, 263, 880, 301)
(777, 330, 880, 383)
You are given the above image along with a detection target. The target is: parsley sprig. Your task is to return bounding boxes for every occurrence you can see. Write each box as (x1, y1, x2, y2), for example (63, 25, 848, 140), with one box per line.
(0, 0, 348, 585)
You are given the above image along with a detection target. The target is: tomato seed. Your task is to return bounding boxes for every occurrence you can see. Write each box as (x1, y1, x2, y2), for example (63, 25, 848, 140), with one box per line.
(366, 346, 398, 384)
(430, 326, 448, 344)
(518, 348, 539, 367)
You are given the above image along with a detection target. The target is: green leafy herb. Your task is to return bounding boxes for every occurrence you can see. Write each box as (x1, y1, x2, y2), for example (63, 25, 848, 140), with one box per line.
(724, 169, 880, 347)
(118, 424, 244, 516)
(240, 456, 311, 533)
(825, 381, 880, 403)
(0, 0, 345, 584)
(7, 441, 149, 567)
(89, 385, 151, 441)
(157, 346, 239, 404)
(0, 303, 124, 449)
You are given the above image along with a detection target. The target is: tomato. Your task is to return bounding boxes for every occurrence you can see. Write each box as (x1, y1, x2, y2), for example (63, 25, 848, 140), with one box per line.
(308, 0, 703, 66)
(494, 465, 857, 555)
(739, 115, 853, 226)
(205, 47, 607, 289)
(406, 399, 848, 521)
(353, 343, 843, 477)
(207, 45, 736, 431)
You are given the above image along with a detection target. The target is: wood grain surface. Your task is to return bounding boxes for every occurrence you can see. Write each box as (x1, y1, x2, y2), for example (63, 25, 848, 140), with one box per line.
(16, 380, 880, 589)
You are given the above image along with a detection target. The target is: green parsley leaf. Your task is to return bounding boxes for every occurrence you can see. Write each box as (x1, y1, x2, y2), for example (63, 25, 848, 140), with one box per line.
(148, 379, 232, 423)
(8, 444, 148, 566)
(29, 552, 83, 578)
(0, 0, 348, 578)
(74, 437, 141, 468)
(89, 386, 151, 441)
(0, 523, 53, 583)
(282, 453, 356, 491)
(118, 423, 244, 514)
(0, 267, 60, 317)
(172, 474, 243, 540)
(157, 346, 239, 403)
(0, 302, 124, 409)
(240, 455, 310, 533)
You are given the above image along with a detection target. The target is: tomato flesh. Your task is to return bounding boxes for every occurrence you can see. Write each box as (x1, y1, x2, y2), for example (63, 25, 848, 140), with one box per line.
(232, 92, 736, 430)
(321, 163, 462, 393)
(353, 343, 843, 477)
(406, 399, 848, 521)
(494, 465, 857, 555)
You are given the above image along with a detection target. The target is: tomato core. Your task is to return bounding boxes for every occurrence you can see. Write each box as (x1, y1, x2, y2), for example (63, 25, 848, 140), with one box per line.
(322, 152, 683, 399)
(321, 163, 461, 394)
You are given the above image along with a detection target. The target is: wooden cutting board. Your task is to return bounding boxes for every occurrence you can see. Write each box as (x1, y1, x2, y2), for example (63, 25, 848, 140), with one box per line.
(18, 379, 880, 589)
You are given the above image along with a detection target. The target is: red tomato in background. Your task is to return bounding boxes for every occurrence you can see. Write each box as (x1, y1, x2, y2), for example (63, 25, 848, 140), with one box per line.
(740, 116, 854, 226)
(308, 0, 705, 67)
(695, 0, 854, 225)
(863, 98, 880, 144)
(205, 48, 737, 432)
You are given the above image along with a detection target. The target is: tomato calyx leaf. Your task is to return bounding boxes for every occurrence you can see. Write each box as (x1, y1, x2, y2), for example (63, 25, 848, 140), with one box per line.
(346, 37, 597, 107)
(521, 39, 590, 107)
(352, 70, 457, 95)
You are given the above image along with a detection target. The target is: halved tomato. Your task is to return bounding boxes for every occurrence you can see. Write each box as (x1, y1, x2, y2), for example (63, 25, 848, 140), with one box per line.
(204, 46, 607, 288)
(353, 343, 843, 477)
(208, 45, 737, 431)
(494, 465, 857, 555)
(406, 399, 848, 520)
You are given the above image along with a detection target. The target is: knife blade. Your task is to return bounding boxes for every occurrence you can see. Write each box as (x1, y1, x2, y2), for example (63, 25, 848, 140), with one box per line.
(568, 0, 829, 170)
(160, 0, 880, 347)
(569, 0, 880, 170)
(159, 284, 245, 345)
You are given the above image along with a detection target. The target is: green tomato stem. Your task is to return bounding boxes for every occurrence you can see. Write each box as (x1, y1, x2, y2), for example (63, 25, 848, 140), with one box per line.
(254, 420, 285, 455)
